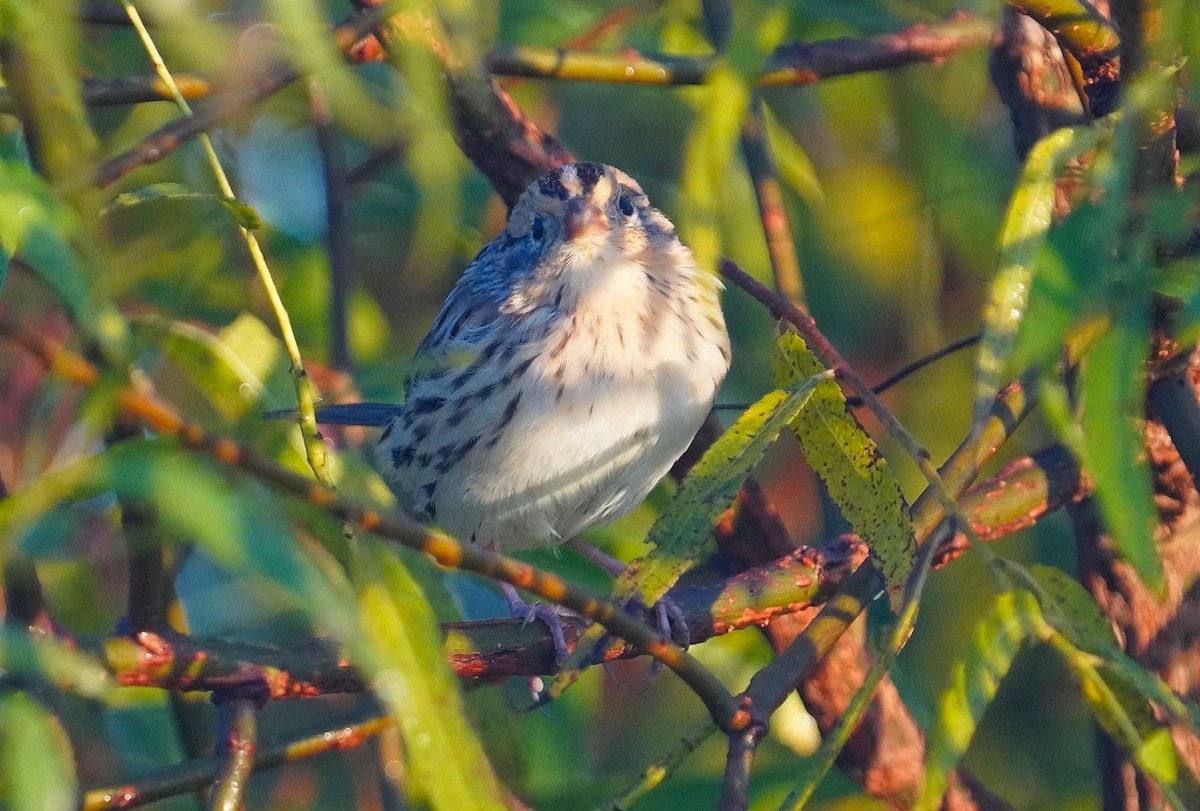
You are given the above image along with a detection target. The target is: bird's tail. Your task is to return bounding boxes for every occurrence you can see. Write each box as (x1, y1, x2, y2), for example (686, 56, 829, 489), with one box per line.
(263, 402, 402, 427)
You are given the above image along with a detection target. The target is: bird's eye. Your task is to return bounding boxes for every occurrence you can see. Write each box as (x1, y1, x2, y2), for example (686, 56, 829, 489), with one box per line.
(618, 195, 636, 217)
(530, 218, 546, 242)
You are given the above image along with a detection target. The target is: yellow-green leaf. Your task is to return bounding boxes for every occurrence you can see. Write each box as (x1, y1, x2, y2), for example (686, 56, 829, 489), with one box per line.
(0, 157, 129, 357)
(1042, 622, 1200, 808)
(763, 107, 823, 207)
(775, 333, 914, 609)
(99, 183, 264, 230)
(350, 538, 507, 811)
(679, 63, 750, 274)
(0, 692, 76, 811)
(1028, 564, 1200, 731)
(0, 628, 111, 701)
(916, 590, 1033, 810)
(973, 122, 1109, 424)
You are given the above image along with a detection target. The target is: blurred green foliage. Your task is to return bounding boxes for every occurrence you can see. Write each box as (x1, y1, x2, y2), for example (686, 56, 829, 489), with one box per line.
(0, 0, 1198, 809)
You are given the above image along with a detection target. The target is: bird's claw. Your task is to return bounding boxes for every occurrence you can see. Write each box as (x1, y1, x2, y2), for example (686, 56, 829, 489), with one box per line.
(501, 583, 570, 668)
(654, 597, 690, 648)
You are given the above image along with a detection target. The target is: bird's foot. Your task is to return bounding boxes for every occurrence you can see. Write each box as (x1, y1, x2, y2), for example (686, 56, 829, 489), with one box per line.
(500, 582, 570, 668)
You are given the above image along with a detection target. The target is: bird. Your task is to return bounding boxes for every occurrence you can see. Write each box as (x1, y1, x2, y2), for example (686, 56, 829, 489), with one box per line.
(315, 162, 730, 562)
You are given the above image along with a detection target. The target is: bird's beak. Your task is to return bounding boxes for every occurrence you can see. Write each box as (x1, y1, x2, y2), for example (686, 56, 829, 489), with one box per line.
(563, 198, 606, 241)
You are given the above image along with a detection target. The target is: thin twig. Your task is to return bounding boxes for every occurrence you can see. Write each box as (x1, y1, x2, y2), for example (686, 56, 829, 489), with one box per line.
(81, 706, 390, 811)
(845, 334, 981, 406)
(740, 93, 805, 306)
(207, 698, 259, 811)
(486, 46, 713, 85)
(0, 74, 213, 113)
(760, 12, 997, 86)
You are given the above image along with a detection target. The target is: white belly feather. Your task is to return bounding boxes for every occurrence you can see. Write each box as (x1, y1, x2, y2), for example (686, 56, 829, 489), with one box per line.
(378, 255, 729, 549)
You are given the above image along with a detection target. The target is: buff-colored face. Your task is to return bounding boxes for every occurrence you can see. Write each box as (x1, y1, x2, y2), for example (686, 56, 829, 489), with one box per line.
(504, 163, 680, 274)
(508, 163, 642, 235)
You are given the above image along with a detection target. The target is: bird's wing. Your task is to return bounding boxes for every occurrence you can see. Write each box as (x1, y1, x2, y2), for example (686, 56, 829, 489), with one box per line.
(408, 236, 525, 386)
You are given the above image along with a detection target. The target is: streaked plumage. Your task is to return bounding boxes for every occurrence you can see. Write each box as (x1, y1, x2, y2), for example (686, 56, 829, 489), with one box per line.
(350, 163, 730, 549)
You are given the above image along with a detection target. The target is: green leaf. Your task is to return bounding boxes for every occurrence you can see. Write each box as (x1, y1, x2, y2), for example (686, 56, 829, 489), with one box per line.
(0, 440, 348, 626)
(973, 122, 1109, 424)
(0, 154, 129, 357)
(1007, 209, 1095, 376)
(135, 312, 284, 422)
(1026, 564, 1117, 654)
(774, 333, 914, 609)
(1027, 564, 1200, 732)
(0, 628, 111, 701)
(0, 1, 97, 185)
(916, 590, 1033, 809)
(763, 106, 823, 207)
(1079, 309, 1162, 590)
(1048, 627, 1197, 808)
(349, 538, 507, 811)
(0, 121, 29, 297)
(678, 63, 749, 273)
(218, 196, 263, 230)
(1157, 255, 1200, 347)
(0, 692, 76, 811)
(99, 183, 264, 231)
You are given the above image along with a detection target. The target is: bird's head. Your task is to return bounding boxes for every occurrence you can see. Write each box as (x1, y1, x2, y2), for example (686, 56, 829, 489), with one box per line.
(506, 163, 682, 272)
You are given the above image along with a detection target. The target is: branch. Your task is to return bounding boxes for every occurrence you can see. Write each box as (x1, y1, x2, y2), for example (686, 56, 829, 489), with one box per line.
(83, 443, 1085, 696)
(485, 46, 714, 85)
(760, 11, 997, 86)
(81, 706, 390, 811)
(0, 74, 213, 113)
(1008, 0, 1121, 116)
(740, 94, 805, 305)
(207, 698, 259, 811)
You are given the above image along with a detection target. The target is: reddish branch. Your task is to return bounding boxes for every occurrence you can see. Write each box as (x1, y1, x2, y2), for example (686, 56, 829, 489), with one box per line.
(209, 698, 259, 811)
(81, 706, 391, 811)
(760, 12, 997, 86)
